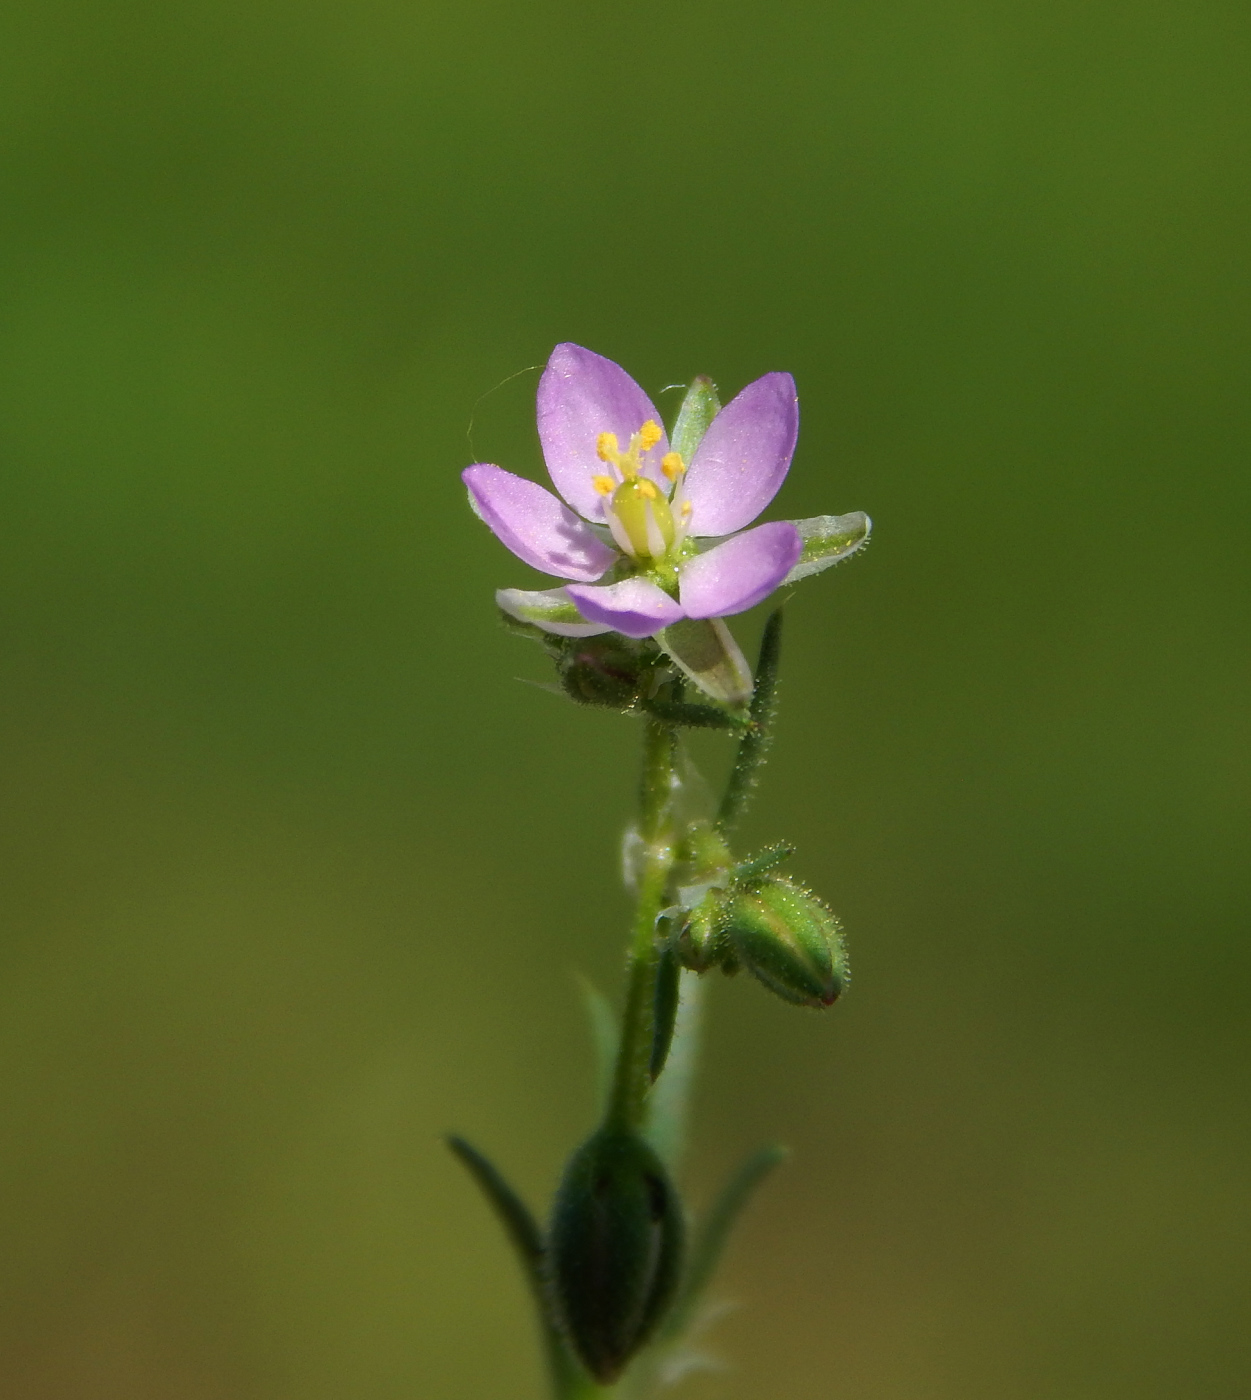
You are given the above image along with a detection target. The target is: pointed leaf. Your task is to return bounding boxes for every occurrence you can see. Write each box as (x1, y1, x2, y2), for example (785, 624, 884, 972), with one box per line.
(661, 1143, 787, 1343)
(446, 1136, 592, 1395)
(577, 976, 620, 1117)
(649, 942, 682, 1083)
(716, 609, 783, 835)
(782, 511, 872, 584)
(644, 970, 704, 1173)
(670, 375, 721, 466)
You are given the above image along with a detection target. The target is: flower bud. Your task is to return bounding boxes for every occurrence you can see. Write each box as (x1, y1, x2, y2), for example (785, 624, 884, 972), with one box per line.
(675, 888, 727, 973)
(548, 1127, 685, 1383)
(556, 634, 656, 709)
(722, 877, 847, 1007)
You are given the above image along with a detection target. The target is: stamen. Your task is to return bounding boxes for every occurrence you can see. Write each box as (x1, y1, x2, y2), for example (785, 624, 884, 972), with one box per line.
(592, 475, 615, 496)
(661, 452, 685, 481)
(638, 420, 663, 451)
(638, 479, 659, 500)
(596, 432, 620, 463)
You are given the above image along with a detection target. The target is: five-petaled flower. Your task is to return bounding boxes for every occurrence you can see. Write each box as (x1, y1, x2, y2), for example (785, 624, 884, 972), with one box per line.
(462, 343, 870, 697)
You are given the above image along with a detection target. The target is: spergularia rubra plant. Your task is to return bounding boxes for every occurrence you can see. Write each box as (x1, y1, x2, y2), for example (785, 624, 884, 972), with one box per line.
(449, 345, 871, 1396)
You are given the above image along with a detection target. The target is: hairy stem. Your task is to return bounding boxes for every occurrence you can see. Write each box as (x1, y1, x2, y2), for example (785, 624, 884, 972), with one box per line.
(607, 719, 678, 1132)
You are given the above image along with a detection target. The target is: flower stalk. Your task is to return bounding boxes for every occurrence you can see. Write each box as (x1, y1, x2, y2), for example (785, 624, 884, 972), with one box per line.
(608, 718, 679, 1132)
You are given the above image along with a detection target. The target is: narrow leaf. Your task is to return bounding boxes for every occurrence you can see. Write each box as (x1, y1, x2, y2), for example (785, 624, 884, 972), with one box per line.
(716, 609, 783, 835)
(577, 976, 620, 1117)
(446, 1136, 593, 1397)
(661, 1143, 788, 1342)
(649, 943, 682, 1083)
(644, 970, 704, 1173)
(782, 511, 872, 584)
(446, 1135, 545, 1272)
(670, 376, 721, 465)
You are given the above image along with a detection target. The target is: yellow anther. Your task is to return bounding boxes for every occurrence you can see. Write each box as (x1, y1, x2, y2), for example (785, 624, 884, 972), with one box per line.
(592, 474, 615, 496)
(596, 432, 620, 463)
(638, 479, 659, 499)
(661, 452, 685, 481)
(680, 500, 693, 519)
(638, 420, 663, 451)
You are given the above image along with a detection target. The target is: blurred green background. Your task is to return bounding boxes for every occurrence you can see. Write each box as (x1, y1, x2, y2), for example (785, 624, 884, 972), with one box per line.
(0, 1, 1248, 1396)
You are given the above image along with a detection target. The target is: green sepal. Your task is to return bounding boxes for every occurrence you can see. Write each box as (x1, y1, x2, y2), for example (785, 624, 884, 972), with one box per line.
(731, 842, 796, 884)
(659, 617, 753, 709)
(677, 879, 733, 968)
(677, 821, 733, 885)
(670, 375, 721, 465)
(497, 593, 594, 633)
(782, 511, 872, 584)
(446, 1136, 592, 1396)
(497, 607, 561, 648)
(659, 1143, 787, 1345)
(641, 695, 749, 730)
(549, 1127, 686, 1384)
(649, 941, 682, 1082)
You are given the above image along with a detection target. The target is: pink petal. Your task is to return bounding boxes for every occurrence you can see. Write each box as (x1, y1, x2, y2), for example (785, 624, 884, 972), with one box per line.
(564, 577, 686, 639)
(463, 464, 617, 582)
(681, 372, 798, 536)
(537, 343, 670, 520)
(678, 521, 802, 619)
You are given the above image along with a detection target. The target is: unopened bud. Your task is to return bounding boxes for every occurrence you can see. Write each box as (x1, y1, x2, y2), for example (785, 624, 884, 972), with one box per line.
(548, 1127, 684, 1383)
(557, 634, 654, 709)
(722, 877, 847, 1007)
(675, 888, 727, 973)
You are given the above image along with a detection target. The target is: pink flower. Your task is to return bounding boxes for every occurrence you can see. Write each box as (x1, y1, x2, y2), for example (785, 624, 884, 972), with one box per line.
(463, 345, 869, 701)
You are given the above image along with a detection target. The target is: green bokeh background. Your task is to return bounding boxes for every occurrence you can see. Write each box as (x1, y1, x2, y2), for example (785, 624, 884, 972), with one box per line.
(1, 2, 1247, 1396)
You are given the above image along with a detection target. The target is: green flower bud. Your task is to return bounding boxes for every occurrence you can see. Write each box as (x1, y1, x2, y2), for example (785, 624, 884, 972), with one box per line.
(548, 1127, 685, 1383)
(556, 634, 657, 709)
(675, 888, 727, 973)
(722, 877, 847, 1007)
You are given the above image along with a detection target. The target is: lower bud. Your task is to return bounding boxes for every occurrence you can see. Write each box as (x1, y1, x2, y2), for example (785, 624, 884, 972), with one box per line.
(723, 877, 848, 1007)
(548, 1127, 684, 1383)
(676, 889, 725, 972)
(557, 634, 656, 709)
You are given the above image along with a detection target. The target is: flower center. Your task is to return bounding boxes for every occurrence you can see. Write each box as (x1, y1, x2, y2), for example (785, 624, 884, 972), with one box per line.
(591, 420, 691, 562)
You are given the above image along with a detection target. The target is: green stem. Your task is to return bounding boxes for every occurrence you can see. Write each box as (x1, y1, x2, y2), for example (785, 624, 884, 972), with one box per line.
(607, 719, 678, 1132)
(559, 1373, 611, 1400)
